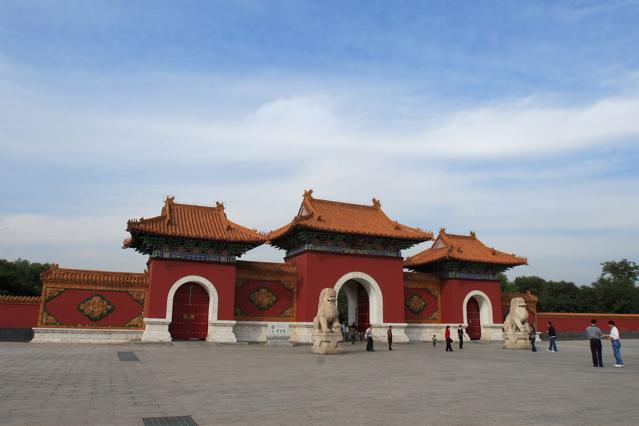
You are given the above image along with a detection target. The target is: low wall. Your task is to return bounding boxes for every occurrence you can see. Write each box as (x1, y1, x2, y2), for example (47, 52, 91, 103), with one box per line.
(537, 312, 639, 339)
(0, 296, 41, 328)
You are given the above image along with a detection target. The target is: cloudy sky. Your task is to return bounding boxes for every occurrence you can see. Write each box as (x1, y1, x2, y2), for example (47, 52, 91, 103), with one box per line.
(1, 1, 638, 285)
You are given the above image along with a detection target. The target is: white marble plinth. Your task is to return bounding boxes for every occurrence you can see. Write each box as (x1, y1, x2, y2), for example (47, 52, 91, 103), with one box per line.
(311, 331, 342, 354)
(503, 332, 531, 349)
(32, 328, 142, 343)
(141, 318, 171, 342)
(206, 320, 237, 343)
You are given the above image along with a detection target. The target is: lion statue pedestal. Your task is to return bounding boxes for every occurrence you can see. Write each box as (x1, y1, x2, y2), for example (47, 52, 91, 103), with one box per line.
(311, 288, 343, 355)
(503, 296, 531, 350)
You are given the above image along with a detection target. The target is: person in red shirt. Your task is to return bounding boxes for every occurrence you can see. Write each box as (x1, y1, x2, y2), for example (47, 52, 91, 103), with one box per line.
(445, 325, 453, 352)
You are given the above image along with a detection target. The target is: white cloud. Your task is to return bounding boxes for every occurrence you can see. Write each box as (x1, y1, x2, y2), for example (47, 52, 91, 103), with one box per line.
(1, 70, 638, 284)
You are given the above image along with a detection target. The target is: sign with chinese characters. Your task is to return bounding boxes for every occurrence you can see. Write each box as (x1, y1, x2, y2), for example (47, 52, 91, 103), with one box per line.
(267, 322, 289, 337)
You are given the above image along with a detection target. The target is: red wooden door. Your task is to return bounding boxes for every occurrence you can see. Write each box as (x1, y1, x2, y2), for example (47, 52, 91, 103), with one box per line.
(466, 297, 481, 340)
(357, 285, 370, 332)
(169, 283, 209, 340)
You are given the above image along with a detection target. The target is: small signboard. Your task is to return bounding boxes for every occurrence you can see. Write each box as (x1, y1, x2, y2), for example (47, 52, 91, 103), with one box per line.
(267, 322, 290, 337)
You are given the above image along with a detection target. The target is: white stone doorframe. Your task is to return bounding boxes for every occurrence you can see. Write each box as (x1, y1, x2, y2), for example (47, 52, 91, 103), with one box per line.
(165, 275, 219, 323)
(462, 290, 494, 325)
(333, 272, 384, 326)
(142, 275, 236, 343)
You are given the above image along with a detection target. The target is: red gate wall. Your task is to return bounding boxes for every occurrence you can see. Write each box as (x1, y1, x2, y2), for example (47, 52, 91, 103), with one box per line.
(285, 251, 405, 323)
(146, 259, 236, 320)
(0, 296, 40, 328)
(440, 279, 502, 324)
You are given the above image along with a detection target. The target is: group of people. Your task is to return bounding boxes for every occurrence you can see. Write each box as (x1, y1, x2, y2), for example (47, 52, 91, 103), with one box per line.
(585, 319, 625, 368)
(347, 319, 626, 368)
(527, 320, 624, 368)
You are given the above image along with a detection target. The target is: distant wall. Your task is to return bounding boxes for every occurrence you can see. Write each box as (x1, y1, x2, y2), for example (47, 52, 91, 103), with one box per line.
(537, 312, 639, 339)
(0, 296, 40, 328)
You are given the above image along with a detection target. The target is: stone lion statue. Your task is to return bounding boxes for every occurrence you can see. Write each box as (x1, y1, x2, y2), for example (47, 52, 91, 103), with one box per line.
(503, 297, 530, 334)
(313, 288, 341, 334)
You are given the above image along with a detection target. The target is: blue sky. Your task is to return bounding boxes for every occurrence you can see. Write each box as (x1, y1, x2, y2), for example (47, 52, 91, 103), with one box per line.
(1, 1, 638, 284)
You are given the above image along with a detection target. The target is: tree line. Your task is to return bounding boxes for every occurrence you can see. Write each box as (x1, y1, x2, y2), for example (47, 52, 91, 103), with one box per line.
(0, 259, 51, 297)
(500, 259, 639, 313)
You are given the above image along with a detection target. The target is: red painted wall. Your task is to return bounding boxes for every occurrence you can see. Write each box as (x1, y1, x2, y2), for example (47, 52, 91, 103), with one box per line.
(404, 287, 439, 323)
(286, 251, 405, 323)
(147, 259, 236, 320)
(440, 279, 502, 324)
(0, 302, 39, 328)
(43, 289, 143, 328)
(235, 279, 294, 320)
(537, 313, 639, 334)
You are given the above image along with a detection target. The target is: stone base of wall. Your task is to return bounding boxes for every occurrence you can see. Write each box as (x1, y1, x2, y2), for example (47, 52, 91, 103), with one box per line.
(32, 328, 142, 343)
(405, 323, 502, 342)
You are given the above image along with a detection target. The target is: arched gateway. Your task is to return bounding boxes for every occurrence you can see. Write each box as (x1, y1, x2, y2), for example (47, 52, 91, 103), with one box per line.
(334, 272, 384, 330)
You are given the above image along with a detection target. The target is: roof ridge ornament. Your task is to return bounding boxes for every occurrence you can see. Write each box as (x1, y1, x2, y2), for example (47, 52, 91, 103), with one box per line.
(303, 189, 314, 199)
(470, 231, 476, 239)
(372, 198, 381, 209)
(164, 196, 175, 225)
(216, 201, 225, 211)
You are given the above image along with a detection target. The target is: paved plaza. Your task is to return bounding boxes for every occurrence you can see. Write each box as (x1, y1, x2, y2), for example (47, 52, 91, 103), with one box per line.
(0, 339, 637, 426)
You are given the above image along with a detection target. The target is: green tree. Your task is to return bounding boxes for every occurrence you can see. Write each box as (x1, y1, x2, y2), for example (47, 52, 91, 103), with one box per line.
(498, 273, 517, 293)
(591, 259, 639, 313)
(0, 259, 51, 296)
(512, 275, 547, 295)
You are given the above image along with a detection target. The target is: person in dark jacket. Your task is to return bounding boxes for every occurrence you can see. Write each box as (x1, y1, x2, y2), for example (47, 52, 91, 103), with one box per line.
(457, 325, 464, 349)
(546, 321, 558, 352)
(529, 324, 537, 352)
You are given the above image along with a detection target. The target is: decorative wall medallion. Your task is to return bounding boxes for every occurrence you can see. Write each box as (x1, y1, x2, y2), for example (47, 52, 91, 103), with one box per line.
(128, 291, 145, 306)
(45, 287, 65, 302)
(424, 287, 439, 298)
(125, 313, 144, 328)
(249, 287, 278, 311)
(41, 309, 61, 326)
(405, 295, 427, 314)
(78, 295, 114, 321)
(279, 306, 294, 318)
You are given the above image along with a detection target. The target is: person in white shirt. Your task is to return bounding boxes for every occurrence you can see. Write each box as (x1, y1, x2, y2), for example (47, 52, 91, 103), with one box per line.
(365, 326, 374, 352)
(605, 320, 624, 368)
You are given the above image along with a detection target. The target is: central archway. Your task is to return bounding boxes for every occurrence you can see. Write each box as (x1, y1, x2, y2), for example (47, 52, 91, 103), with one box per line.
(334, 272, 383, 327)
(165, 275, 219, 341)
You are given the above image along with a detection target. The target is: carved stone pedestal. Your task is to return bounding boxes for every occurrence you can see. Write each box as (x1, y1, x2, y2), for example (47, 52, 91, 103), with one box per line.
(503, 332, 531, 349)
(311, 332, 342, 355)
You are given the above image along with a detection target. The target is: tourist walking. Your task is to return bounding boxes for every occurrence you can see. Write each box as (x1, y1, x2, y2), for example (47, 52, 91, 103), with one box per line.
(349, 322, 357, 344)
(445, 325, 453, 352)
(546, 321, 558, 352)
(529, 324, 537, 352)
(432, 334, 437, 347)
(604, 320, 624, 368)
(387, 325, 393, 351)
(457, 324, 464, 349)
(586, 319, 604, 367)
(365, 325, 374, 352)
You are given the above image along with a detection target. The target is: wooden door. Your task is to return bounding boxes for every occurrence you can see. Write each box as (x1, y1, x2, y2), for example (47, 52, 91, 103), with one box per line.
(357, 285, 370, 332)
(466, 297, 481, 340)
(169, 283, 209, 340)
